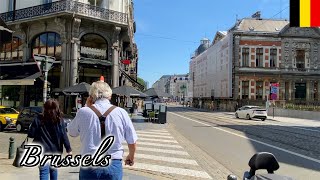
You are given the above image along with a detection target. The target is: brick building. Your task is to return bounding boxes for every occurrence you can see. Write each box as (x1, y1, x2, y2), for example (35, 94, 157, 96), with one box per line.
(190, 12, 320, 111)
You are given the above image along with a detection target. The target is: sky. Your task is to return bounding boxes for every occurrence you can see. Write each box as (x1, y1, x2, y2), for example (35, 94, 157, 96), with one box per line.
(134, 0, 290, 86)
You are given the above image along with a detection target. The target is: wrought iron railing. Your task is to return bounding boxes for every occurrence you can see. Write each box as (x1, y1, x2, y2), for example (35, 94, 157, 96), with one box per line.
(0, 0, 127, 24)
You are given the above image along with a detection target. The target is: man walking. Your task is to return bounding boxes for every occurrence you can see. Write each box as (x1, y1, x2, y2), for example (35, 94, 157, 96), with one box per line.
(68, 81, 138, 180)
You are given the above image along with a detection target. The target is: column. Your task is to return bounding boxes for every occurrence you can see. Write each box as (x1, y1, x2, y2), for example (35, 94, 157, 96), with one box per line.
(112, 46, 120, 88)
(306, 80, 310, 101)
(70, 38, 80, 86)
(279, 80, 285, 100)
(112, 27, 121, 88)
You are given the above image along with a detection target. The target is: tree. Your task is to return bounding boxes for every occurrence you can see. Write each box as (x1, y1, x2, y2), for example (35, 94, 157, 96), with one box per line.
(137, 77, 146, 90)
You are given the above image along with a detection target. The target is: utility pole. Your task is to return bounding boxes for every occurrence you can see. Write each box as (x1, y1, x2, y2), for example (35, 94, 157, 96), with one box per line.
(33, 54, 55, 103)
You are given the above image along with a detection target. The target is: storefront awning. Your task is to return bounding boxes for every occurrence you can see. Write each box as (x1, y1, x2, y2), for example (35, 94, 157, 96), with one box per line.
(0, 63, 42, 85)
(0, 72, 41, 85)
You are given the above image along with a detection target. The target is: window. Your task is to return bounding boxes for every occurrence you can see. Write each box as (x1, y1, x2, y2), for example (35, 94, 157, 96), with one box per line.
(242, 47, 249, 67)
(242, 81, 249, 99)
(256, 81, 263, 99)
(8, 0, 14, 11)
(32, 32, 61, 59)
(80, 34, 108, 61)
(256, 48, 263, 67)
(314, 82, 318, 101)
(270, 48, 277, 68)
(0, 37, 23, 61)
(42, 0, 52, 4)
(296, 50, 305, 69)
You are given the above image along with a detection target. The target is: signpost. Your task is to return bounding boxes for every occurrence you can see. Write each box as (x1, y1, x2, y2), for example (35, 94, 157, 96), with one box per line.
(33, 54, 55, 103)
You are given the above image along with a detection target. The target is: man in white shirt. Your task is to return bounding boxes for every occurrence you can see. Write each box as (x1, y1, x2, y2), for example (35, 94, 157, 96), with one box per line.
(68, 81, 138, 180)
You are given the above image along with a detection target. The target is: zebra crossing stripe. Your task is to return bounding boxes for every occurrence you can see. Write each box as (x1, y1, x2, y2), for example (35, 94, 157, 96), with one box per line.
(136, 134, 174, 139)
(123, 141, 183, 149)
(138, 137, 178, 143)
(136, 131, 170, 136)
(125, 163, 212, 179)
(146, 129, 168, 133)
(123, 146, 189, 156)
(130, 153, 198, 165)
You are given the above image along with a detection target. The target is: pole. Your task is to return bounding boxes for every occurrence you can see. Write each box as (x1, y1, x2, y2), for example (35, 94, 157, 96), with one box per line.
(43, 59, 48, 103)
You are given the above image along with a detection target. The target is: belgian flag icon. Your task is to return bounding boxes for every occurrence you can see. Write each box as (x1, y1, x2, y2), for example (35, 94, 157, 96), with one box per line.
(290, 0, 320, 27)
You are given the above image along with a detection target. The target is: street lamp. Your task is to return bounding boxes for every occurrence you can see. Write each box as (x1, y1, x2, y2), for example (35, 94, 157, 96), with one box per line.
(33, 54, 55, 103)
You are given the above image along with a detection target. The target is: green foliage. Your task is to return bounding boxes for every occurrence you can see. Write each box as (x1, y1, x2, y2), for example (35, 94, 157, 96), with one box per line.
(137, 77, 146, 90)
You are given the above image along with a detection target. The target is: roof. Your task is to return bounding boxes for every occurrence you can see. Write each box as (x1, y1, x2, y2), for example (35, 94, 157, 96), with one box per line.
(218, 31, 227, 36)
(235, 18, 289, 33)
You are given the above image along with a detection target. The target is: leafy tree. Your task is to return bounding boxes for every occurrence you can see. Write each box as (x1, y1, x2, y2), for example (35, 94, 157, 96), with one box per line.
(137, 77, 146, 90)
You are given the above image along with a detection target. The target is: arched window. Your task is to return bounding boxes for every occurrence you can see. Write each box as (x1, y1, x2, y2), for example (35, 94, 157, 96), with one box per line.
(0, 37, 23, 61)
(31, 32, 61, 59)
(80, 34, 108, 60)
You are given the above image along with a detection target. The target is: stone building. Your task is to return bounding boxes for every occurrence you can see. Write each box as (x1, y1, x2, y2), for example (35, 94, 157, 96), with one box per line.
(164, 74, 189, 102)
(190, 12, 320, 111)
(0, 0, 141, 109)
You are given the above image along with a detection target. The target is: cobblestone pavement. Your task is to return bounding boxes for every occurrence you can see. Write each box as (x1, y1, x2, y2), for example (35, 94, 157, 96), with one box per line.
(0, 113, 232, 180)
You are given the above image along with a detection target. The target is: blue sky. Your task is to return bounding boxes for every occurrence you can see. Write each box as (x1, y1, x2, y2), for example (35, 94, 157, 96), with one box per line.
(134, 0, 290, 86)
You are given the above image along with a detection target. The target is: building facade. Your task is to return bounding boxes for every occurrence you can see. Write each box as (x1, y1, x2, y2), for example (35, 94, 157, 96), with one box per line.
(152, 75, 170, 94)
(164, 74, 189, 101)
(0, 0, 141, 109)
(190, 13, 320, 111)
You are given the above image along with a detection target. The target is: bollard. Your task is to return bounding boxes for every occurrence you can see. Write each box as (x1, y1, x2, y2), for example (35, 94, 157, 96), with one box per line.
(9, 137, 15, 159)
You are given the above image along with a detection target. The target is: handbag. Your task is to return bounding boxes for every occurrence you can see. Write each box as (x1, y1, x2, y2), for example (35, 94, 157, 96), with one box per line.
(12, 137, 28, 168)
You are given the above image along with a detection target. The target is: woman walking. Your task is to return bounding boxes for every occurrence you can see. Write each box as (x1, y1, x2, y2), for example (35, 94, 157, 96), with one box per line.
(28, 99, 72, 180)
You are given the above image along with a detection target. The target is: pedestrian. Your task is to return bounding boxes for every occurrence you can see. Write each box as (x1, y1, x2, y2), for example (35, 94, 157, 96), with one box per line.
(67, 81, 138, 180)
(28, 99, 72, 180)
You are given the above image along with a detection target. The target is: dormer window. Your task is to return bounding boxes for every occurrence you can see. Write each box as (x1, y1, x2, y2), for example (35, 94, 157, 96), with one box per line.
(42, 0, 52, 4)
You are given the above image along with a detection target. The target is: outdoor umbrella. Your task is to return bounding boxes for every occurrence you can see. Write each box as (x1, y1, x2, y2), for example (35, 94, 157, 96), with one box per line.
(144, 88, 172, 98)
(112, 85, 147, 98)
(63, 82, 91, 95)
(0, 17, 13, 46)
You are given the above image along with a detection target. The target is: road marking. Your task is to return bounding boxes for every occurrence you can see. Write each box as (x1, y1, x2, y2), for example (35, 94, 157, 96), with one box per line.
(125, 163, 212, 179)
(147, 129, 168, 133)
(127, 153, 198, 165)
(136, 131, 171, 136)
(170, 112, 320, 164)
(138, 137, 178, 143)
(124, 141, 183, 149)
(136, 134, 174, 139)
(195, 112, 320, 133)
(123, 146, 189, 156)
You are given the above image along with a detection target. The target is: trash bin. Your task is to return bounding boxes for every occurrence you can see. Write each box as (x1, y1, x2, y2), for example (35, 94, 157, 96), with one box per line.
(158, 105, 167, 124)
(143, 103, 153, 117)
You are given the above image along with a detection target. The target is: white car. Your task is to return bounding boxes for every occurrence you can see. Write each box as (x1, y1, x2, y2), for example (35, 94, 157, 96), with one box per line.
(235, 105, 267, 121)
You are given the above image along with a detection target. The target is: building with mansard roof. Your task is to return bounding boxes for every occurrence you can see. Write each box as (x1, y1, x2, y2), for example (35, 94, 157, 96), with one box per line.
(190, 12, 320, 111)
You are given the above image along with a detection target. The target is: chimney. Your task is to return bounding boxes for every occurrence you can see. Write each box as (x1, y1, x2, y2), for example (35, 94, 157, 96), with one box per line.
(251, 11, 261, 19)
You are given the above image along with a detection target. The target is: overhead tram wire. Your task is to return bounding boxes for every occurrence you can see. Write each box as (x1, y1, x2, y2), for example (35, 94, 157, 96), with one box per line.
(135, 33, 198, 44)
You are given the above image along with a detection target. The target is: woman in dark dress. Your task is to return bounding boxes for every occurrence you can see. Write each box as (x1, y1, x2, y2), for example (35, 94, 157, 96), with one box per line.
(28, 99, 72, 180)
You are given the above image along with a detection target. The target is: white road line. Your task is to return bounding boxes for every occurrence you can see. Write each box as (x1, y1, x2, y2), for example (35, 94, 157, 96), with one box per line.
(170, 112, 320, 164)
(124, 141, 183, 149)
(138, 137, 178, 143)
(136, 131, 171, 136)
(127, 153, 198, 165)
(201, 113, 320, 133)
(125, 163, 212, 179)
(136, 134, 174, 139)
(123, 146, 189, 156)
(147, 129, 168, 133)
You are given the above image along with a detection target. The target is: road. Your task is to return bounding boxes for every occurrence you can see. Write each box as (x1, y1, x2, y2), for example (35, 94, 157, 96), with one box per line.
(168, 106, 320, 179)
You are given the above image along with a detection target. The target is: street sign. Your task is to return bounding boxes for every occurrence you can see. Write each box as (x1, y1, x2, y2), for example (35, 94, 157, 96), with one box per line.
(33, 54, 56, 103)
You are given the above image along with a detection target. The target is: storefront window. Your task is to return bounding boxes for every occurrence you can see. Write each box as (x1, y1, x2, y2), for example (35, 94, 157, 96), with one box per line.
(31, 32, 61, 59)
(80, 34, 108, 60)
(0, 37, 23, 61)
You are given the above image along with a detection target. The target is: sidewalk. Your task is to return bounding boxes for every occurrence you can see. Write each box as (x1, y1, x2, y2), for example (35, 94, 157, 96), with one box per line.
(0, 113, 167, 180)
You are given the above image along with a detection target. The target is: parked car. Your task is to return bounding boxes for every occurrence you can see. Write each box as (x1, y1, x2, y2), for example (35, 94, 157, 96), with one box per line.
(16, 106, 73, 132)
(235, 105, 267, 121)
(0, 106, 19, 131)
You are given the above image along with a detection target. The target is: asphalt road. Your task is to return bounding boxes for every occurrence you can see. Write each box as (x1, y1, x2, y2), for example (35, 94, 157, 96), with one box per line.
(167, 106, 320, 180)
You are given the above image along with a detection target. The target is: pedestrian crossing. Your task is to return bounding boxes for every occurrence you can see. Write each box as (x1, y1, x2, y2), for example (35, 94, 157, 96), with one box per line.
(122, 129, 212, 179)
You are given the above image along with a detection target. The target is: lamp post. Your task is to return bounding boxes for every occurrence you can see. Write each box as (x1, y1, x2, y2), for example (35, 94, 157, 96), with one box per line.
(33, 54, 55, 103)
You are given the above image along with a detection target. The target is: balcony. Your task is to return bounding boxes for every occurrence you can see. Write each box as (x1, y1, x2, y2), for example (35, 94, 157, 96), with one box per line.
(0, 0, 127, 25)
